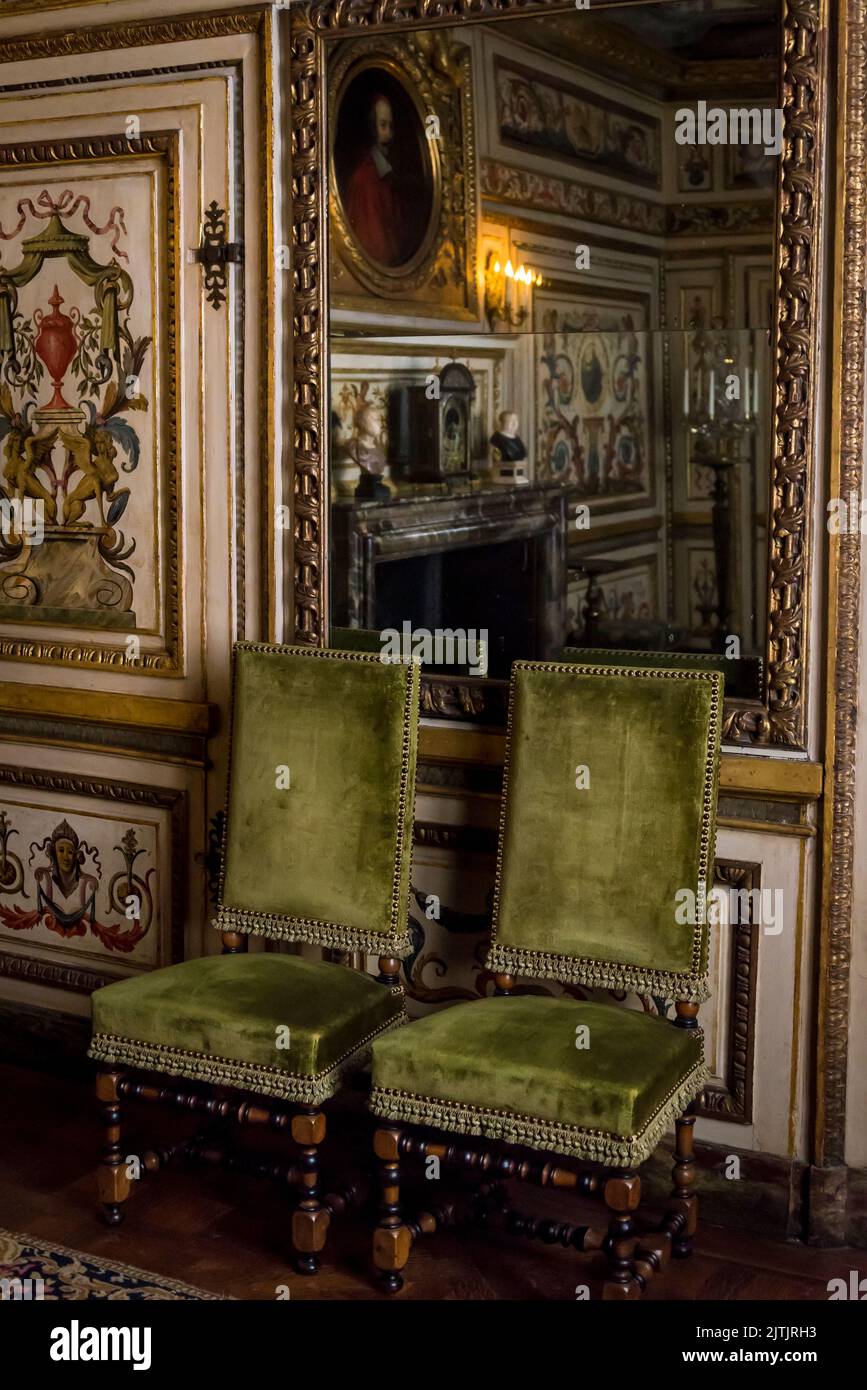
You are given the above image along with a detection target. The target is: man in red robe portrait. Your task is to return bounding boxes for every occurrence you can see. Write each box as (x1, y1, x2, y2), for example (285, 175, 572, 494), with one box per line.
(344, 93, 405, 267)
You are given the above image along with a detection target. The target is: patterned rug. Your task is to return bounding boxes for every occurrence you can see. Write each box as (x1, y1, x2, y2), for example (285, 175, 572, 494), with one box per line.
(0, 1228, 227, 1300)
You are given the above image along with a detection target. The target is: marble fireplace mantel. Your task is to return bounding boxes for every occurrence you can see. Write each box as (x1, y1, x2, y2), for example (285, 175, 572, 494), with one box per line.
(331, 478, 568, 669)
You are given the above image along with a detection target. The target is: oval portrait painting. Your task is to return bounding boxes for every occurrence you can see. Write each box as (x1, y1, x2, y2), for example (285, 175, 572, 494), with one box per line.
(333, 66, 435, 272)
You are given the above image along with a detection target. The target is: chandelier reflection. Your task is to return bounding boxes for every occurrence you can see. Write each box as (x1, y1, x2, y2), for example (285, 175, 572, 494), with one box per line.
(682, 313, 759, 651)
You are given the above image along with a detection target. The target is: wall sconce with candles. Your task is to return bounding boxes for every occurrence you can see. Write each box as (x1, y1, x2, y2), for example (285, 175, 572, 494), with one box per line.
(483, 250, 543, 331)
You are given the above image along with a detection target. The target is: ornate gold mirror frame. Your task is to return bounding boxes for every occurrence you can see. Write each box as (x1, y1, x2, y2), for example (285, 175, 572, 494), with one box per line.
(813, 0, 864, 1226)
(290, 0, 825, 750)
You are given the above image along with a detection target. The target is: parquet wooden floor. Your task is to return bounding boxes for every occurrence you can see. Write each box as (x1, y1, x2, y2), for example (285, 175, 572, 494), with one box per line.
(2, 1061, 864, 1301)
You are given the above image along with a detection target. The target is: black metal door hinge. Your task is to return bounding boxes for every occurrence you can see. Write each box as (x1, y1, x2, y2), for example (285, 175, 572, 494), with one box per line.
(194, 201, 243, 309)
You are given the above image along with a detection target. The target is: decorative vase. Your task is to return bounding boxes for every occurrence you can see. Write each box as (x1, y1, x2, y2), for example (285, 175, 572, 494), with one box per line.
(34, 285, 77, 413)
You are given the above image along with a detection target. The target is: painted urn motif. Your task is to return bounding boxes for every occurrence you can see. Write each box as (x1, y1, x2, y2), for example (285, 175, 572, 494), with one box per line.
(33, 285, 77, 413)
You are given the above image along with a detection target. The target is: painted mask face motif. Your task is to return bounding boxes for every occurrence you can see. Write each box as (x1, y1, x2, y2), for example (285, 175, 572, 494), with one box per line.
(54, 837, 76, 879)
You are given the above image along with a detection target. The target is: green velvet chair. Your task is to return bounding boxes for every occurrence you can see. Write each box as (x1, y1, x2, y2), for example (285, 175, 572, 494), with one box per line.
(369, 657, 721, 1299)
(561, 645, 764, 701)
(89, 641, 419, 1274)
(561, 645, 728, 676)
(330, 625, 383, 654)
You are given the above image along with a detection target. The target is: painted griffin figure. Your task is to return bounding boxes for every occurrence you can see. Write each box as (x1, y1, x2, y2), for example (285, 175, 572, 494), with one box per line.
(58, 425, 120, 526)
(2, 423, 59, 523)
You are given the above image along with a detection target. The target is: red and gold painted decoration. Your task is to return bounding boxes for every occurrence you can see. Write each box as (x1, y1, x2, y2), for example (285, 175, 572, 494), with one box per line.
(0, 808, 156, 959)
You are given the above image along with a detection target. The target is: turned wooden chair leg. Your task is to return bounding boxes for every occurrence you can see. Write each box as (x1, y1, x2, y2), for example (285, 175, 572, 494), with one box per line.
(670, 1102, 698, 1258)
(291, 1108, 329, 1275)
(373, 1125, 411, 1295)
(96, 1066, 131, 1226)
(602, 1173, 641, 1300)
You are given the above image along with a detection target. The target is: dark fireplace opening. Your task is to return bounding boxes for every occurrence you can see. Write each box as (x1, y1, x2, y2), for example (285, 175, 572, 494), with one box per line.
(374, 536, 541, 678)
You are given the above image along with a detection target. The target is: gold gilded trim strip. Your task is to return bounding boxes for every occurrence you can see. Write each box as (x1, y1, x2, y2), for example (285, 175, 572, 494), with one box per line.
(416, 722, 823, 803)
(0, 683, 209, 734)
(0, 0, 118, 16)
(720, 756, 822, 802)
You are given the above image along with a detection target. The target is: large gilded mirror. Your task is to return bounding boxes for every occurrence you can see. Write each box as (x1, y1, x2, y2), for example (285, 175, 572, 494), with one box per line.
(289, 0, 822, 748)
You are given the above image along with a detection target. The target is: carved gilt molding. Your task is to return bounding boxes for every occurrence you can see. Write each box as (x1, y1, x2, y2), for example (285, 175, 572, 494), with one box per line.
(480, 158, 665, 236)
(698, 860, 760, 1125)
(0, 8, 268, 64)
(503, 14, 776, 102)
(420, 674, 508, 724)
(0, 949, 119, 996)
(413, 819, 498, 856)
(723, 0, 823, 747)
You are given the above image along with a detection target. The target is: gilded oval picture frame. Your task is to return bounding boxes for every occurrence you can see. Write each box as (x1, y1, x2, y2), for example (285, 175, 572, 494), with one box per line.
(329, 51, 443, 297)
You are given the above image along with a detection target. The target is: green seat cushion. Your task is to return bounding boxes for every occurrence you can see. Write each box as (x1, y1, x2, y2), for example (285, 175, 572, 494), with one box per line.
(89, 954, 405, 1105)
(213, 644, 419, 957)
(487, 661, 721, 1002)
(370, 996, 705, 1166)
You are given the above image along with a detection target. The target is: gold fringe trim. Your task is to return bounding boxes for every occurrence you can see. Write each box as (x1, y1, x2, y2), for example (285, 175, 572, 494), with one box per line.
(211, 906, 412, 958)
(369, 1056, 707, 1168)
(486, 942, 711, 1004)
(89, 1012, 407, 1106)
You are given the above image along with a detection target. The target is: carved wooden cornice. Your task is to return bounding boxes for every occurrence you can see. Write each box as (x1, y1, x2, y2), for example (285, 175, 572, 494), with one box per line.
(0, 7, 268, 64)
(504, 14, 778, 101)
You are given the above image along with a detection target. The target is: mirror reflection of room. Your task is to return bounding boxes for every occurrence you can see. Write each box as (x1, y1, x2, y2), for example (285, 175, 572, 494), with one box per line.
(328, 0, 779, 689)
